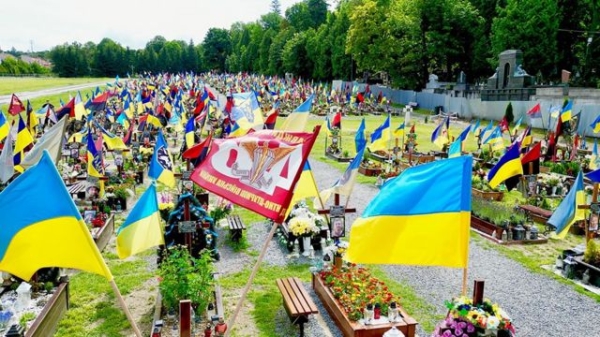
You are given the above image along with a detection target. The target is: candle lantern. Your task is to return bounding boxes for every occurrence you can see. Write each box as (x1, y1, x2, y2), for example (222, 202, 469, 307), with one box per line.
(364, 303, 374, 324)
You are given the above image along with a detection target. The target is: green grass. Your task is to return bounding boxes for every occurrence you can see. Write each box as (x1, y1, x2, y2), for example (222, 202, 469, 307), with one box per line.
(54, 249, 156, 336)
(0, 77, 111, 95)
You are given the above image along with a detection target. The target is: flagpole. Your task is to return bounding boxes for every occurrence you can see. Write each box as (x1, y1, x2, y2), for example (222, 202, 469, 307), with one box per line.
(462, 267, 468, 296)
(110, 279, 143, 337)
(225, 221, 279, 337)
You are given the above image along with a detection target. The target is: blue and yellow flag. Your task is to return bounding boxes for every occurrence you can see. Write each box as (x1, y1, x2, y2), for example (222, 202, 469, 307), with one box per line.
(355, 118, 366, 152)
(185, 116, 195, 149)
(0, 151, 113, 280)
(318, 146, 365, 205)
(0, 111, 8, 142)
(470, 119, 480, 134)
(368, 114, 391, 152)
(590, 139, 599, 170)
(550, 171, 584, 238)
(483, 126, 504, 151)
(87, 129, 103, 177)
(285, 161, 321, 218)
(280, 94, 314, 132)
(148, 130, 175, 188)
(346, 156, 472, 267)
(487, 144, 522, 189)
(116, 183, 164, 259)
(561, 100, 573, 123)
(590, 115, 600, 134)
(448, 138, 462, 158)
(393, 121, 405, 138)
(431, 116, 449, 149)
(13, 116, 34, 166)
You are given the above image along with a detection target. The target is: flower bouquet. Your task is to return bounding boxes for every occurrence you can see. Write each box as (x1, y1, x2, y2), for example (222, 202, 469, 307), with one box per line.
(432, 296, 515, 337)
(287, 202, 325, 238)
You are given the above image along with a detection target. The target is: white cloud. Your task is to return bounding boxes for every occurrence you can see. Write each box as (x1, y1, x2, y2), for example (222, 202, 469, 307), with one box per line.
(0, 0, 314, 52)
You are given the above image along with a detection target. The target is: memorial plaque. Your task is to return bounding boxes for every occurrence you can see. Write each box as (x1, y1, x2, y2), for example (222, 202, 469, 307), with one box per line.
(181, 171, 192, 181)
(330, 205, 345, 217)
(178, 221, 196, 234)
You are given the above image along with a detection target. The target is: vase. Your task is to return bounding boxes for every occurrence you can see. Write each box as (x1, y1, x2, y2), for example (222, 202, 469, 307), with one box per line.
(334, 255, 343, 269)
(302, 236, 311, 257)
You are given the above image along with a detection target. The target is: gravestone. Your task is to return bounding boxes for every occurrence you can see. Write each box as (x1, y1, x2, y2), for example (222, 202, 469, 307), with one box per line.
(482, 49, 536, 101)
(425, 74, 440, 89)
(455, 71, 467, 91)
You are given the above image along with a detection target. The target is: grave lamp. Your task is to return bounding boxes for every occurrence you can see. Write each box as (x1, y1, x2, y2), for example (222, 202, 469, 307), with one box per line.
(383, 326, 406, 337)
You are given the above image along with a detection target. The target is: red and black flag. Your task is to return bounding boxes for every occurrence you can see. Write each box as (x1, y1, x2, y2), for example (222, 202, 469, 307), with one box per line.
(522, 141, 541, 175)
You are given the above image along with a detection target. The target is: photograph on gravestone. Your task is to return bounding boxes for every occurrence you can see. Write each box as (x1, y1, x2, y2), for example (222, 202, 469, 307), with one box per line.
(114, 152, 124, 167)
(331, 217, 345, 238)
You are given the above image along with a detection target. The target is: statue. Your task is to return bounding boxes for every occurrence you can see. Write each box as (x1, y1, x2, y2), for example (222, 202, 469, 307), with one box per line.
(458, 71, 466, 84)
(490, 67, 499, 79)
(515, 64, 529, 76)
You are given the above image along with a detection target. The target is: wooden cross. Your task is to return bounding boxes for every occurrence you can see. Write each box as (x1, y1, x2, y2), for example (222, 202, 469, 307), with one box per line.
(577, 182, 599, 243)
(317, 194, 356, 239)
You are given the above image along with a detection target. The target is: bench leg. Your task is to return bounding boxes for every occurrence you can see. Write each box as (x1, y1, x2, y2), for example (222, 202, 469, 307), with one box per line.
(299, 322, 305, 337)
(231, 229, 241, 243)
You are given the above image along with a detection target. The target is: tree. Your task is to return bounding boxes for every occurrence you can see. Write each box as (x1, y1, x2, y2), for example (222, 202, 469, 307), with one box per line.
(202, 28, 232, 72)
(285, 2, 312, 32)
(270, 0, 281, 15)
(504, 102, 514, 125)
(491, 0, 559, 79)
(307, 0, 328, 28)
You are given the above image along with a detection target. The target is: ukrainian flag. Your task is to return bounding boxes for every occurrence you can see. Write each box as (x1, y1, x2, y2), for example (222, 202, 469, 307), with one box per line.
(185, 117, 195, 149)
(431, 116, 449, 149)
(487, 144, 522, 189)
(13, 116, 34, 166)
(590, 139, 599, 170)
(228, 121, 249, 138)
(346, 156, 472, 267)
(561, 100, 573, 123)
(232, 92, 264, 130)
(448, 138, 462, 158)
(74, 92, 87, 120)
(148, 130, 175, 188)
(285, 161, 320, 218)
(0, 112, 8, 142)
(590, 115, 600, 134)
(483, 126, 504, 151)
(147, 114, 163, 129)
(0, 151, 113, 280)
(116, 183, 164, 259)
(87, 129, 103, 177)
(368, 114, 391, 152)
(280, 94, 314, 132)
(549, 171, 584, 238)
(393, 122, 405, 138)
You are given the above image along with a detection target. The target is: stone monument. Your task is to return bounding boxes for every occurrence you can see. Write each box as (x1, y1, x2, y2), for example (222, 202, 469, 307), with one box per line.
(482, 49, 536, 101)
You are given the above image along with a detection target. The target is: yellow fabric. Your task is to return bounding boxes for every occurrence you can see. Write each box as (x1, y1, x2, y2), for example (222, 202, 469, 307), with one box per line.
(346, 212, 470, 267)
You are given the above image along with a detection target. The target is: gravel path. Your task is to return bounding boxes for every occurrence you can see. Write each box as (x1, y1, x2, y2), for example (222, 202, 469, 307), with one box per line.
(215, 158, 600, 337)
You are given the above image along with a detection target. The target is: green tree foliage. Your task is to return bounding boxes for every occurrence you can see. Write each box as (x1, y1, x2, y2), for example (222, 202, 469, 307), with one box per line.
(491, 0, 559, 78)
(29, 0, 600, 89)
(0, 55, 49, 75)
(202, 28, 232, 72)
(270, 0, 282, 15)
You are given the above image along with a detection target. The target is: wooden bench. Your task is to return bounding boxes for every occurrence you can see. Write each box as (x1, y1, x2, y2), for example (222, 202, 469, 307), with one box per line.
(276, 277, 319, 337)
(226, 215, 246, 243)
(67, 181, 89, 200)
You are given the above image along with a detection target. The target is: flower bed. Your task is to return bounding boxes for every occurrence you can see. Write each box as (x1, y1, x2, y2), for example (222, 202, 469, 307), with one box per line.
(314, 265, 417, 337)
(471, 188, 504, 201)
(92, 214, 115, 252)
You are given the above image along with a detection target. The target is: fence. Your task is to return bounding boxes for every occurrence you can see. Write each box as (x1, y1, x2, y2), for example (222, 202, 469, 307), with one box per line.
(333, 80, 600, 136)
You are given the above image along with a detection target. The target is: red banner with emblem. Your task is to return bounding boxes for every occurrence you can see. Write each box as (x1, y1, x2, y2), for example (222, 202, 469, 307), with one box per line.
(191, 127, 320, 222)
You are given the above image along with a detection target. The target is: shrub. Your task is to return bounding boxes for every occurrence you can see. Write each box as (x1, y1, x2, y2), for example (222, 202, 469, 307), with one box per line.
(158, 246, 215, 315)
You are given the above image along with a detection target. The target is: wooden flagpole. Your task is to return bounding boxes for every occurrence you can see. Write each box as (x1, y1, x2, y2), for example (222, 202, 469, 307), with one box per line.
(110, 279, 143, 337)
(462, 268, 468, 296)
(225, 221, 280, 337)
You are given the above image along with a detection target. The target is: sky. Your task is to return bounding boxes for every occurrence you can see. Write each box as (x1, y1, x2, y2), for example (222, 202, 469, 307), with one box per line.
(0, 0, 312, 52)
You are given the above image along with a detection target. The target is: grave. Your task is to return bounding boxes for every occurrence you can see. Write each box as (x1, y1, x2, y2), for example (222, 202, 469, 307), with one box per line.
(481, 49, 536, 101)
